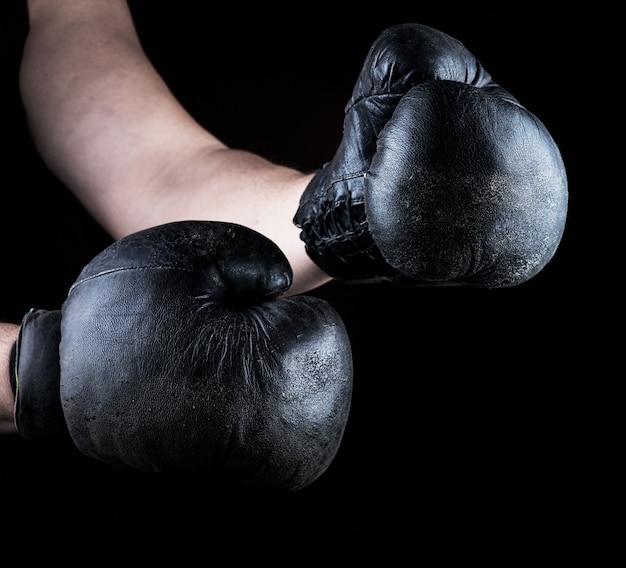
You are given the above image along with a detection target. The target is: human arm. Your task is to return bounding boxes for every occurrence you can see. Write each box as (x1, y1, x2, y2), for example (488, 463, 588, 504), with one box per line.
(20, 0, 329, 296)
(20, 2, 567, 294)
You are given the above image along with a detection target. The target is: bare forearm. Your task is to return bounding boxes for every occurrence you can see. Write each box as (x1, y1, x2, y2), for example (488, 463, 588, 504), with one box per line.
(20, 0, 329, 295)
(20, 0, 190, 204)
(0, 323, 19, 435)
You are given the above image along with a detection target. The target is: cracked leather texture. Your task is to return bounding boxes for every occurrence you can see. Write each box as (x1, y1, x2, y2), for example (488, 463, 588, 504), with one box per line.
(294, 22, 568, 288)
(18, 221, 354, 492)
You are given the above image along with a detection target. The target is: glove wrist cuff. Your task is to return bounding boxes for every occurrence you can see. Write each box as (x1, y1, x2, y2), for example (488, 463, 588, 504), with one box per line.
(14, 309, 67, 440)
(295, 173, 403, 284)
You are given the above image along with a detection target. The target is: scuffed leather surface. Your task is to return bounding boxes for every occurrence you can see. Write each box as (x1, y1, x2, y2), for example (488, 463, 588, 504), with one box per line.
(59, 221, 353, 491)
(294, 23, 568, 287)
(367, 80, 568, 287)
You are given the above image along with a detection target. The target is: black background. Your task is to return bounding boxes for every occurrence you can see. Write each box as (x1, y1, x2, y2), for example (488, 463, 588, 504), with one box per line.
(0, 1, 612, 563)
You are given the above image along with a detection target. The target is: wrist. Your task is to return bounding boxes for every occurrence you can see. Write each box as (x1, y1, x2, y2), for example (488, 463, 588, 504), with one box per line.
(13, 310, 66, 440)
(0, 323, 19, 435)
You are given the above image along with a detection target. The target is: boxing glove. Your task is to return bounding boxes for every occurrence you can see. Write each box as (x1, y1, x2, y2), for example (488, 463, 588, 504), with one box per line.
(294, 23, 568, 288)
(10, 220, 353, 491)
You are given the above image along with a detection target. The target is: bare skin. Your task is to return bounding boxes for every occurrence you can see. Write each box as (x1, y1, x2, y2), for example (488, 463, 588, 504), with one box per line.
(0, 324, 18, 434)
(1, 0, 333, 434)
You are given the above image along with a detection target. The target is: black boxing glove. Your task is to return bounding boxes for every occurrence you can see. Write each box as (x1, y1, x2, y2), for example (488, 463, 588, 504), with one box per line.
(294, 23, 568, 288)
(10, 221, 353, 491)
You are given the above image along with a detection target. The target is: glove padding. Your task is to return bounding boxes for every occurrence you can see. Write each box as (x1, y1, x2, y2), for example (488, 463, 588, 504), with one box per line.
(293, 22, 568, 288)
(12, 221, 353, 491)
